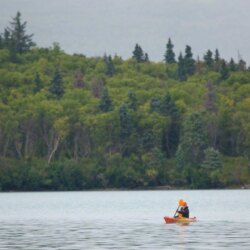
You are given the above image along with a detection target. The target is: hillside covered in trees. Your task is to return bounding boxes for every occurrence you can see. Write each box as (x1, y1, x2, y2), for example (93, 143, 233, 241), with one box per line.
(0, 12, 250, 191)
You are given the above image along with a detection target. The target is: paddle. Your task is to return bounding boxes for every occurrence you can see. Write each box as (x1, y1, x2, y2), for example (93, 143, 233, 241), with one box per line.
(174, 199, 183, 217)
(173, 205, 180, 218)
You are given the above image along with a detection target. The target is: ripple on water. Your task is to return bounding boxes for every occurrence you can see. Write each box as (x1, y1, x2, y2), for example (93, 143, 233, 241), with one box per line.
(0, 220, 250, 249)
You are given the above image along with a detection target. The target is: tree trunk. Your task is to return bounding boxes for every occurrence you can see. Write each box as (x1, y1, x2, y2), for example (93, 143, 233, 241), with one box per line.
(47, 134, 61, 164)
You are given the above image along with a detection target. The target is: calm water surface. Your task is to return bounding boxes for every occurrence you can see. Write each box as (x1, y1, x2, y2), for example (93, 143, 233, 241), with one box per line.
(0, 190, 250, 249)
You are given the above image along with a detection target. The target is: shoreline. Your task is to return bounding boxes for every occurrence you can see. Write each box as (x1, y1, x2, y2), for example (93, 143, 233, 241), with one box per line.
(1, 185, 249, 193)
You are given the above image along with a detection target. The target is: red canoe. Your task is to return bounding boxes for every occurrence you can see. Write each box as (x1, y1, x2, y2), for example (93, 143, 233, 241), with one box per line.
(164, 216, 197, 224)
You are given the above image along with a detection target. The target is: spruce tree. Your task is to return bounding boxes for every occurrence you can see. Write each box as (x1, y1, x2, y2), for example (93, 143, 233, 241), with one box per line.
(0, 35, 3, 49)
(177, 53, 187, 81)
(164, 38, 176, 64)
(176, 112, 207, 168)
(6, 11, 35, 53)
(160, 92, 179, 118)
(214, 49, 221, 71)
(214, 49, 220, 63)
(202, 147, 222, 171)
(219, 60, 229, 80)
(204, 50, 214, 68)
(229, 58, 237, 72)
(144, 53, 149, 62)
(119, 104, 133, 140)
(132, 43, 145, 63)
(49, 69, 64, 98)
(238, 59, 246, 71)
(104, 55, 115, 76)
(184, 45, 195, 75)
(161, 92, 180, 157)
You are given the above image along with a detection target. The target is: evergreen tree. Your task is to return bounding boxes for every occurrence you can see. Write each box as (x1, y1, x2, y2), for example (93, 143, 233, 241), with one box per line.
(214, 49, 221, 71)
(144, 53, 149, 62)
(184, 45, 196, 75)
(160, 92, 179, 119)
(132, 43, 145, 63)
(49, 69, 64, 98)
(219, 60, 229, 80)
(4, 29, 17, 61)
(164, 38, 176, 64)
(201, 147, 223, 187)
(104, 55, 115, 76)
(202, 147, 222, 171)
(3, 29, 11, 49)
(238, 59, 246, 71)
(177, 53, 187, 81)
(161, 92, 180, 157)
(204, 50, 214, 68)
(0, 35, 3, 49)
(176, 112, 207, 168)
(214, 49, 220, 63)
(229, 58, 237, 72)
(99, 87, 112, 112)
(119, 104, 133, 140)
(6, 12, 35, 53)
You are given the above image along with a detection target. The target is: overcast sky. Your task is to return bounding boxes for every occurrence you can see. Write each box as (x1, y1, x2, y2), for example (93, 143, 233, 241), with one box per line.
(0, 0, 250, 64)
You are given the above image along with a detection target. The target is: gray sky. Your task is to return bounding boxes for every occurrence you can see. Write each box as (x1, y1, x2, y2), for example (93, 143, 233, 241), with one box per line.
(0, 0, 250, 64)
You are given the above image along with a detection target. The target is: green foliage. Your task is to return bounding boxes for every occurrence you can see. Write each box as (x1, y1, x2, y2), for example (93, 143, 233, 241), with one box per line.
(0, 13, 250, 190)
(150, 97, 161, 112)
(126, 90, 138, 111)
(119, 104, 133, 140)
(49, 69, 64, 98)
(99, 87, 112, 112)
(160, 92, 180, 157)
(176, 112, 208, 168)
(202, 147, 222, 170)
(33, 72, 43, 93)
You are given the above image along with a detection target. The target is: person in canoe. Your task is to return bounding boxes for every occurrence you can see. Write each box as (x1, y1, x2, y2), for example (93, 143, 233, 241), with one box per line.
(164, 199, 195, 223)
(178, 201, 189, 218)
(174, 199, 189, 218)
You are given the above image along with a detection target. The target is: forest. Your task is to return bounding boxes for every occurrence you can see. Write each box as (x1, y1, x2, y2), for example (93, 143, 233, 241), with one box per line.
(0, 12, 250, 191)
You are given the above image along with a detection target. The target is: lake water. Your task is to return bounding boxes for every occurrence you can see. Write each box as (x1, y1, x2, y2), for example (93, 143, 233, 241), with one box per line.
(0, 190, 250, 249)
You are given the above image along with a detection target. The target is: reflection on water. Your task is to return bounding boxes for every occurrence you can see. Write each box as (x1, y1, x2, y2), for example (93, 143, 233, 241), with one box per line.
(0, 190, 250, 249)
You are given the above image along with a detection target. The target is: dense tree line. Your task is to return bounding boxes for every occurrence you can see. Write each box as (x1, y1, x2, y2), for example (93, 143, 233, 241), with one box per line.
(0, 12, 250, 191)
